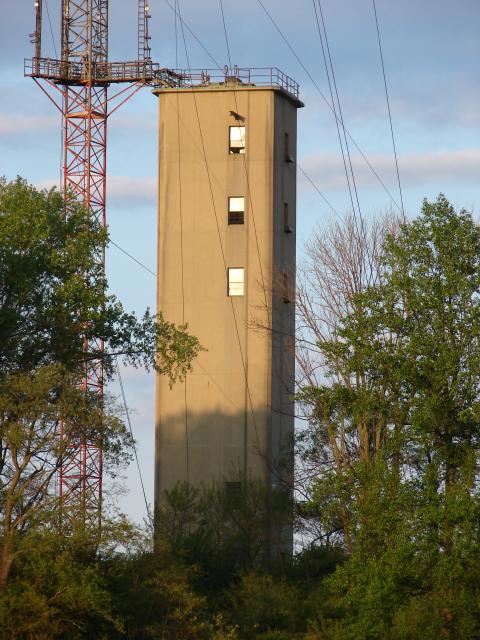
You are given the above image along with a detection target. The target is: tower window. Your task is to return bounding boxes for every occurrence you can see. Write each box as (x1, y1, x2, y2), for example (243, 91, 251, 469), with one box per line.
(225, 481, 242, 497)
(229, 126, 245, 154)
(228, 268, 245, 296)
(284, 202, 292, 233)
(228, 196, 245, 225)
(225, 481, 243, 508)
(284, 131, 294, 163)
(283, 272, 291, 303)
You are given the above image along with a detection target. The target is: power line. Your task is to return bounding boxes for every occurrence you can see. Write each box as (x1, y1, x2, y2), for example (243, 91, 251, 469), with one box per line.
(163, 0, 341, 219)
(372, 0, 405, 220)
(296, 161, 340, 218)
(217, 2, 304, 486)
(162, 0, 223, 69)
(175, 0, 190, 482)
(255, 0, 402, 215)
(311, 0, 357, 220)
(107, 236, 246, 417)
(218, 0, 268, 479)
(43, 0, 62, 189)
(116, 358, 153, 525)
(314, 0, 375, 284)
(44, 0, 58, 59)
(218, 0, 269, 311)
(176, 0, 263, 453)
(109, 239, 157, 277)
(219, 0, 233, 66)
(315, 0, 363, 224)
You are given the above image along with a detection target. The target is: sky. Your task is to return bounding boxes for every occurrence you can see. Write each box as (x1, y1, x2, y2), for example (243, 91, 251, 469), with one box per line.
(1, 0, 479, 523)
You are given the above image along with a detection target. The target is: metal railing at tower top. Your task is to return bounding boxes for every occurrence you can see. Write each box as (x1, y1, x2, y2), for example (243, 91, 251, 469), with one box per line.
(25, 60, 301, 99)
(152, 66, 301, 100)
(24, 57, 181, 86)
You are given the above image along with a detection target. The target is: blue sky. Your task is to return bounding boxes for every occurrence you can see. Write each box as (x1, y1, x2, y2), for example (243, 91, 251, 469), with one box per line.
(1, 0, 479, 523)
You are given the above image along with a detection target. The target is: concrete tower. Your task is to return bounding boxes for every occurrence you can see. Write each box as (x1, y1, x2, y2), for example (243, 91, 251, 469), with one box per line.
(154, 68, 302, 517)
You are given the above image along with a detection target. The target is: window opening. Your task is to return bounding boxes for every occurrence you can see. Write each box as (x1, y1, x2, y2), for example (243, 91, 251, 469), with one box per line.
(283, 272, 291, 303)
(225, 481, 243, 507)
(228, 268, 245, 296)
(228, 196, 245, 225)
(284, 202, 292, 233)
(284, 131, 294, 163)
(229, 125, 245, 154)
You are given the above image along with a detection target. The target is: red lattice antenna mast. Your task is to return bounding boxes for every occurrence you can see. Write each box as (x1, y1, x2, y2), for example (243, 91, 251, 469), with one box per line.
(138, 0, 152, 61)
(25, 1, 178, 531)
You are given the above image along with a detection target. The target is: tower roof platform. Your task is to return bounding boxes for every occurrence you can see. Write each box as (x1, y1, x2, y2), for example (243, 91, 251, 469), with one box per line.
(152, 66, 304, 108)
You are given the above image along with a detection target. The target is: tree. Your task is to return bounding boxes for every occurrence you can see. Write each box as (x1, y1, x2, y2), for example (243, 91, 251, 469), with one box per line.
(0, 527, 122, 639)
(155, 480, 292, 591)
(0, 176, 199, 380)
(105, 540, 240, 640)
(300, 196, 480, 638)
(0, 177, 201, 589)
(0, 522, 239, 640)
(296, 211, 399, 549)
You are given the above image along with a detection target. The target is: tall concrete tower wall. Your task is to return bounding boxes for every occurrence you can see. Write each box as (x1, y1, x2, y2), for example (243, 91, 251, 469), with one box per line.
(154, 78, 302, 505)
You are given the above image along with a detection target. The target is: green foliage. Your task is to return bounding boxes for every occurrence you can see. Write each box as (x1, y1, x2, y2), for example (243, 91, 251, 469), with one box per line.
(299, 196, 480, 638)
(0, 176, 201, 590)
(0, 176, 201, 381)
(4, 191, 480, 638)
(105, 542, 239, 639)
(0, 529, 121, 639)
(226, 571, 301, 639)
(155, 480, 292, 590)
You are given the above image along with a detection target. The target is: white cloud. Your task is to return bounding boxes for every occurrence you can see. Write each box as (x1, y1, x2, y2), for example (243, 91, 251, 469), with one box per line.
(35, 175, 157, 205)
(110, 114, 156, 132)
(0, 115, 57, 135)
(35, 178, 60, 191)
(0, 113, 155, 138)
(299, 149, 480, 191)
(108, 176, 156, 203)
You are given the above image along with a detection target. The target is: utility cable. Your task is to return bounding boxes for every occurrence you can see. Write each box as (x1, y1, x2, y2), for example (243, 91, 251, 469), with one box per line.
(218, 0, 268, 311)
(311, 0, 357, 221)
(164, 0, 400, 217)
(255, 0, 402, 215)
(218, 1, 300, 485)
(174, 0, 190, 482)
(372, 0, 405, 220)
(314, 0, 375, 284)
(219, 0, 233, 67)
(110, 239, 157, 277)
(176, 0, 262, 452)
(218, 0, 263, 479)
(116, 358, 153, 525)
(296, 161, 341, 218)
(162, 0, 343, 220)
(44, 0, 58, 59)
(163, 0, 223, 69)
(107, 237, 247, 415)
(43, 0, 62, 189)
(315, 0, 363, 225)
(174, 0, 179, 67)
(219, 0, 340, 222)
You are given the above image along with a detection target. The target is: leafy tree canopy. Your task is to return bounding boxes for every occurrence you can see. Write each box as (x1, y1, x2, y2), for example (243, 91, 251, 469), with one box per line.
(0, 177, 201, 589)
(0, 176, 201, 382)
